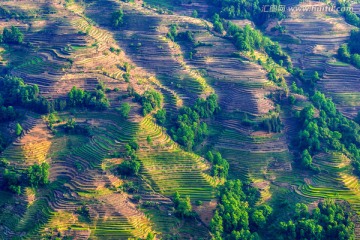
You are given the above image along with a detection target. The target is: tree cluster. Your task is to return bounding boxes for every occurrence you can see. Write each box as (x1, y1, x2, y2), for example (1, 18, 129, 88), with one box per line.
(68, 85, 110, 110)
(116, 160, 140, 176)
(155, 109, 166, 125)
(2, 26, 23, 44)
(63, 118, 92, 136)
(261, 114, 281, 133)
(115, 140, 141, 176)
(337, 1, 360, 27)
(209, 0, 284, 25)
(0, 75, 53, 119)
(170, 94, 219, 150)
(294, 90, 360, 172)
(210, 180, 270, 240)
(134, 90, 162, 116)
(1, 162, 50, 195)
(173, 191, 194, 218)
(206, 151, 229, 179)
(225, 24, 292, 68)
(338, 30, 360, 69)
(278, 201, 355, 240)
(167, 24, 195, 44)
(111, 9, 124, 29)
(117, 102, 131, 119)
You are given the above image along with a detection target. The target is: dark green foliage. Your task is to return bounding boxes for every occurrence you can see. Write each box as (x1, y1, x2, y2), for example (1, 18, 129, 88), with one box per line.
(301, 149, 312, 168)
(2, 169, 21, 194)
(290, 82, 304, 95)
(338, 31, 360, 69)
(111, 10, 124, 28)
(123, 73, 130, 82)
(15, 123, 23, 136)
(278, 201, 355, 240)
(63, 118, 91, 136)
(173, 191, 194, 218)
(68, 86, 110, 110)
(2, 26, 23, 44)
(134, 90, 162, 116)
(176, 30, 195, 43)
(227, 24, 292, 68)
(117, 102, 131, 119)
(0, 75, 53, 116)
(349, 30, 360, 54)
(167, 24, 177, 41)
(0, 106, 16, 121)
(261, 115, 281, 133)
(192, 10, 198, 18)
(75, 206, 91, 221)
(209, 0, 284, 25)
(171, 94, 219, 150)
(206, 151, 229, 179)
(155, 109, 166, 125)
(210, 180, 266, 239)
(26, 162, 50, 188)
(123, 140, 139, 160)
(193, 93, 219, 118)
(338, 44, 351, 62)
(293, 90, 360, 173)
(212, 14, 224, 33)
(116, 160, 140, 176)
(0, 134, 7, 153)
(289, 95, 296, 105)
(167, 24, 195, 43)
(337, 1, 360, 27)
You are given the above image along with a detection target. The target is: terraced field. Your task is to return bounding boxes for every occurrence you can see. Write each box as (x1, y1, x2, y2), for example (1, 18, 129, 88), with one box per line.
(270, 0, 360, 117)
(2, 0, 360, 238)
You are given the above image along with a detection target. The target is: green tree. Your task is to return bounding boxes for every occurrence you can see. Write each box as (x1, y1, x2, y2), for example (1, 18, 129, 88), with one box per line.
(3, 26, 23, 44)
(301, 149, 312, 168)
(155, 109, 166, 125)
(119, 102, 131, 119)
(210, 211, 224, 235)
(15, 123, 23, 136)
(111, 9, 124, 28)
(176, 196, 193, 217)
(27, 162, 50, 188)
(116, 160, 140, 176)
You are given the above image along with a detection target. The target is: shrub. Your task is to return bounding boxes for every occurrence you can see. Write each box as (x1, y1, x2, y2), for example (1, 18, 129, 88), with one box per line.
(111, 10, 124, 28)
(117, 160, 140, 176)
(3, 26, 23, 44)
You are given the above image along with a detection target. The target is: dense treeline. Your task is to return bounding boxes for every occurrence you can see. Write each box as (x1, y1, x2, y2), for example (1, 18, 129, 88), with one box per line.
(133, 90, 162, 116)
(337, 0, 360, 27)
(167, 24, 195, 44)
(210, 180, 355, 239)
(173, 191, 194, 218)
(338, 30, 360, 69)
(261, 114, 281, 133)
(62, 118, 92, 136)
(1, 162, 49, 195)
(206, 151, 229, 179)
(170, 94, 219, 150)
(220, 23, 292, 68)
(278, 201, 355, 240)
(68, 85, 110, 110)
(0, 75, 51, 118)
(0, 76, 110, 122)
(210, 180, 271, 239)
(294, 90, 360, 173)
(114, 140, 141, 176)
(209, 0, 284, 25)
(2, 26, 24, 44)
